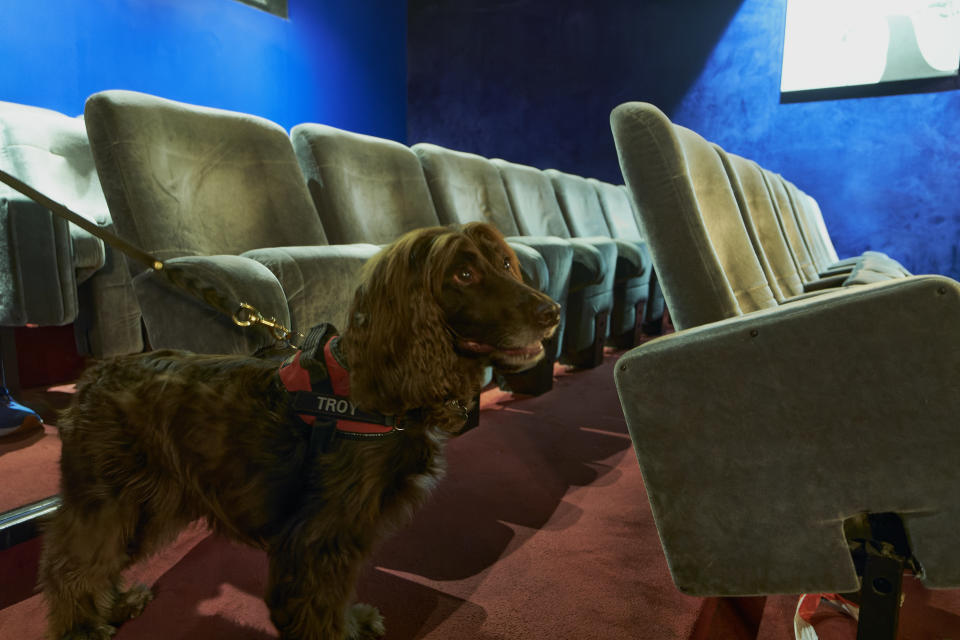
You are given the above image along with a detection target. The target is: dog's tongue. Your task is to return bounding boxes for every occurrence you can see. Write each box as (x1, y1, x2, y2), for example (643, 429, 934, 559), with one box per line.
(459, 340, 496, 354)
(500, 343, 543, 356)
(459, 340, 543, 356)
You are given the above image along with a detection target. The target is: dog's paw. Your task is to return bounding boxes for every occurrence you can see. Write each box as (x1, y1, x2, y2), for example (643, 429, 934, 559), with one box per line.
(346, 602, 386, 639)
(59, 623, 117, 640)
(108, 583, 154, 624)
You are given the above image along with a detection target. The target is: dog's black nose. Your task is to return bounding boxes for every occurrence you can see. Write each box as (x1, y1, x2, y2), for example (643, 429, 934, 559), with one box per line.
(536, 301, 562, 328)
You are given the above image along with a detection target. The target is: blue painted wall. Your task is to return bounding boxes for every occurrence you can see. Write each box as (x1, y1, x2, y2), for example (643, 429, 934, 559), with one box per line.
(673, 0, 960, 278)
(408, 0, 959, 279)
(0, 0, 407, 140)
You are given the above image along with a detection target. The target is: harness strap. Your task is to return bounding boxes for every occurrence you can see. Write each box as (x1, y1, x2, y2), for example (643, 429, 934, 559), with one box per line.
(324, 338, 351, 397)
(278, 332, 398, 442)
(278, 351, 315, 425)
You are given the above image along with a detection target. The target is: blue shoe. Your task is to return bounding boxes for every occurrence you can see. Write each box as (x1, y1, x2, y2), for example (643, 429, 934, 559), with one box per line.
(0, 387, 42, 437)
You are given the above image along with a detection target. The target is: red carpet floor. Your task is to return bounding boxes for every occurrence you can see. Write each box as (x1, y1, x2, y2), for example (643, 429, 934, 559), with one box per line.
(2, 351, 959, 639)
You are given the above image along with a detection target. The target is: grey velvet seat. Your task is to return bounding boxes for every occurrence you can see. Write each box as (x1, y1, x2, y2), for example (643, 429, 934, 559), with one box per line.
(611, 100, 960, 627)
(84, 90, 378, 355)
(0, 100, 142, 358)
(545, 168, 652, 348)
(410, 142, 573, 362)
(609, 103, 778, 330)
(492, 159, 616, 367)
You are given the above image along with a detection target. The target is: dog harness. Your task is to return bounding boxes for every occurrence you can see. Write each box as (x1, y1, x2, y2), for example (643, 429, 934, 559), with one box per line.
(278, 324, 400, 451)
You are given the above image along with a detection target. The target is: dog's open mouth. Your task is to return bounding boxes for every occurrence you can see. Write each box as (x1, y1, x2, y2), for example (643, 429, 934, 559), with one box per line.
(457, 339, 546, 370)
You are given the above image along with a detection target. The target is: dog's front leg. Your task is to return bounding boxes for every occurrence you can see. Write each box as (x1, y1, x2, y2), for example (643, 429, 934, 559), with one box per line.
(266, 539, 385, 640)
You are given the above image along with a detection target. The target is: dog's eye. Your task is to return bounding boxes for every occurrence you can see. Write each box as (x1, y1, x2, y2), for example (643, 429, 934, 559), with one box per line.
(503, 257, 512, 271)
(454, 267, 474, 284)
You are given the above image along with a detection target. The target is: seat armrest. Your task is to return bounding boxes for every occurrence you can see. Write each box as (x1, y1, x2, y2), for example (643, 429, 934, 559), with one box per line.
(818, 266, 854, 277)
(504, 241, 549, 291)
(242, 243, 380, 334)
(611, 238, 651, 280)
(808, 258, 907, 291)
(801, 272, 848, 292)
(615, 275, 960, 595)
(70, 225, 106, 284)
(134, 254, 292, 354)
(505, 235, 573, 301)
(566, 237, 616, 288)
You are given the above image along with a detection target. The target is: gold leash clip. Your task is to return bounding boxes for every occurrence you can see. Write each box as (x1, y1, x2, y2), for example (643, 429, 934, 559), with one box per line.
(232, 302, 301, 343)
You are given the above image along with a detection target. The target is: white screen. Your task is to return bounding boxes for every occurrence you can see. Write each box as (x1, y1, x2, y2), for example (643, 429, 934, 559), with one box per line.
(781, 0, 960, 92)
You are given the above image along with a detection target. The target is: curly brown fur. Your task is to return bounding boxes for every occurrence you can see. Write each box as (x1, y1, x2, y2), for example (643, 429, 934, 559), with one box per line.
(39, 223, 560, 640)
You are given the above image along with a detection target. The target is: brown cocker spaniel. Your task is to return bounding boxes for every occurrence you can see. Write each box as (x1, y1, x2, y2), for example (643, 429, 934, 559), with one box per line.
(39, 222, 560, 640)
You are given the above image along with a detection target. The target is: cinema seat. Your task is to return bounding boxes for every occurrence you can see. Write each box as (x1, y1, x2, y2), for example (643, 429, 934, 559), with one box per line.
(84, 90, 378, 354)
(545, 168, 652, 348)
(711, 151, 806, 302)
(493, 159, 616, 368)
(611, 100, 959, 636)
(0, 100, 142, 357)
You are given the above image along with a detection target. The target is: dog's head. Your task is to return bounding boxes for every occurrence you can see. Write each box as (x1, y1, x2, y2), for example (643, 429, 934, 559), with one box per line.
(342, 223, 560, 413)
(431, 222, 560, 372)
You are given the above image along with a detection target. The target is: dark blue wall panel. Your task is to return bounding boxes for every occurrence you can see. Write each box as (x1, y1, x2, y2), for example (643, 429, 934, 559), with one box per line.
(408, 1, 742, 181)
(0, 0, 407, 140)
(408, 0, 959, 278)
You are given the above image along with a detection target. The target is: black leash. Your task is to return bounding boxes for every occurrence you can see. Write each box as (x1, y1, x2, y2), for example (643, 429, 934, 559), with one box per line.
(0, 167, 300, 345)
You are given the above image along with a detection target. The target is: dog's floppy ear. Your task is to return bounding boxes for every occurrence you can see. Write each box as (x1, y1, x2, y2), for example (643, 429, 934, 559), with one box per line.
(342, 227, 475, 415)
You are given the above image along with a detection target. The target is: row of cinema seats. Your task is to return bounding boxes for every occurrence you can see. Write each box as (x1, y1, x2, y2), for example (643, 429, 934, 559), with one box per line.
(610, 101, 960, 618)
(1, 89, 665, 401)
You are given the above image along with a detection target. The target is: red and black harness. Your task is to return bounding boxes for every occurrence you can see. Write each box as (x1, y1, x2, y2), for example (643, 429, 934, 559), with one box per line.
(278, 324, 401, 452)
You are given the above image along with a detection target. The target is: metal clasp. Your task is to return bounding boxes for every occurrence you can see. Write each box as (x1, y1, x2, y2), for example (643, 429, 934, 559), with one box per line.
(232, 302, 302, 344)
